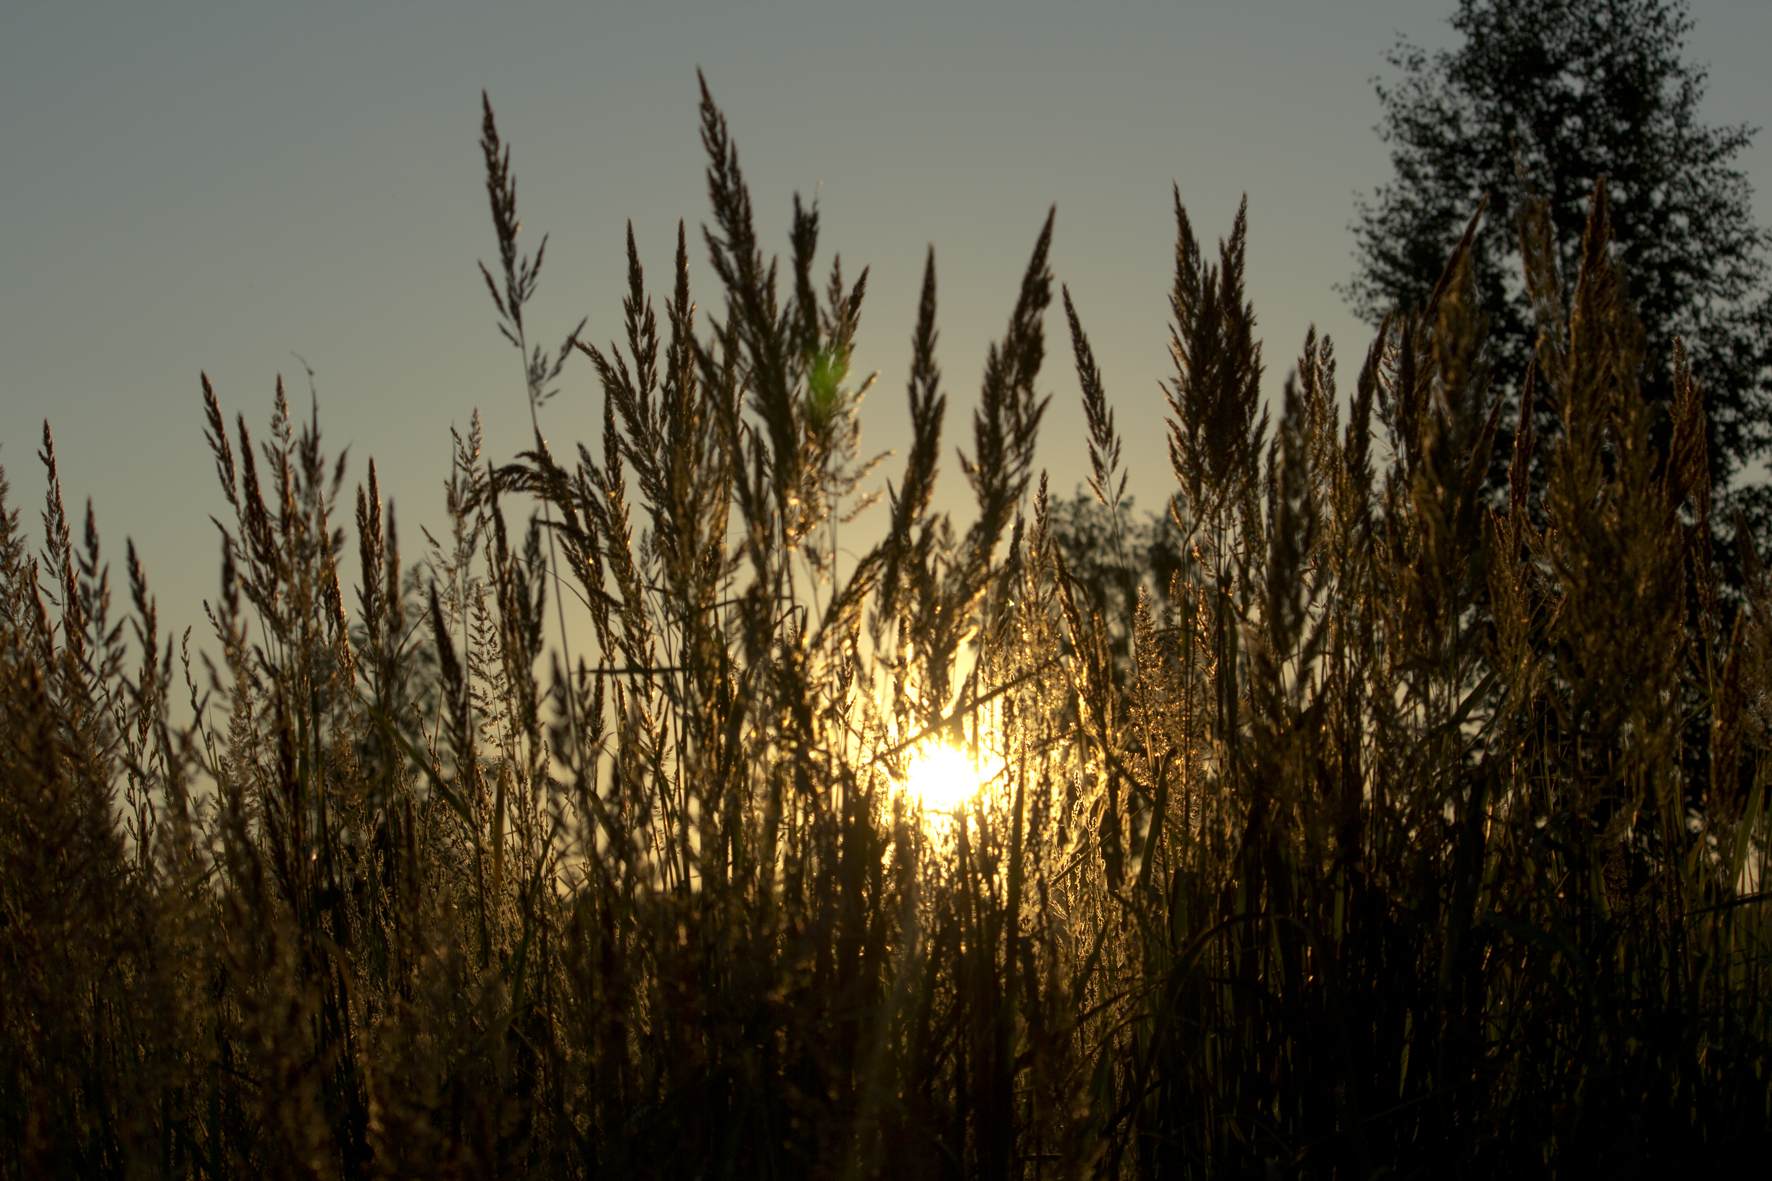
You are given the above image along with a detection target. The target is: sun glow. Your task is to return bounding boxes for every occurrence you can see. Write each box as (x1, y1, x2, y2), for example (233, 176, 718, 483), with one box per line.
(901, 741, 982, 813)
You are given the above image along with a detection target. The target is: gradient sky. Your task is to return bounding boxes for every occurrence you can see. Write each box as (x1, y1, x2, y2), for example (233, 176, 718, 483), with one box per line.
(4, 1, 1770, 648)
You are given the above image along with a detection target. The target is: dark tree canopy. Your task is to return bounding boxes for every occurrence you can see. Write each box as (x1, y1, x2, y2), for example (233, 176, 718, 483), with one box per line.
(1348, 0, 1772, 515)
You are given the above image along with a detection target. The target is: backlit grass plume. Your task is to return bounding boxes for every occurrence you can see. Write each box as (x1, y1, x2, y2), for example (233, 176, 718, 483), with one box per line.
(1, 80, 1767, 1180)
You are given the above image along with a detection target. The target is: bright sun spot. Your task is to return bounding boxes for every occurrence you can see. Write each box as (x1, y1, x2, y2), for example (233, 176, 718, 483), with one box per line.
(902, 742, 981, 813)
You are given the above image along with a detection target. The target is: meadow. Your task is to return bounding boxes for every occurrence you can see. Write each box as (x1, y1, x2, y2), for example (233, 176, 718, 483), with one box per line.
(2, 82, 1768, 1178)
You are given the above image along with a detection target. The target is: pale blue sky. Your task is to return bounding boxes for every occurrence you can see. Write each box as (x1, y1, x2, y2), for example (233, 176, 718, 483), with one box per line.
(3, 2, 1770, 645)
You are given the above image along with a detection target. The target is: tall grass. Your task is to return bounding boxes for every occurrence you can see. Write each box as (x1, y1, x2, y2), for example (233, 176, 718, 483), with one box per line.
(2, 81, 1768, 1179)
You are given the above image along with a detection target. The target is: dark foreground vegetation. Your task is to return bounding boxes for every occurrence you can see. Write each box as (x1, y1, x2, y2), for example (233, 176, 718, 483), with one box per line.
(3, 82, 1769, 1179)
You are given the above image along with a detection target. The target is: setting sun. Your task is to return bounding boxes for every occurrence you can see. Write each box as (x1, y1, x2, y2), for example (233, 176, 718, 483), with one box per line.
(901, 741, 981, 813)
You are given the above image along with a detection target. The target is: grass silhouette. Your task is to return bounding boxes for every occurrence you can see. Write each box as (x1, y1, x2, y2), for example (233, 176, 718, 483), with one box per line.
(1, 80, 1768, 1179)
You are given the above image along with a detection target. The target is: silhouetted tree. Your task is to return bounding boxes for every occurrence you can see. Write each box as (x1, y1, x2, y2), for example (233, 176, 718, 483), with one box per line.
(1347, 0, 1772, 564)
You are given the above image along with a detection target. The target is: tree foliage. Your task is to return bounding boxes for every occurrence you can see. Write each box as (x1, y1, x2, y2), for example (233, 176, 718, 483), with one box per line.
(1348, 0, 1772, 543)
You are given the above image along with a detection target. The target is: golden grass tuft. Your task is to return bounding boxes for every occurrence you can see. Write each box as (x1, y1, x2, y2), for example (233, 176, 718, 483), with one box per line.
(1, 83, 1768, 1179)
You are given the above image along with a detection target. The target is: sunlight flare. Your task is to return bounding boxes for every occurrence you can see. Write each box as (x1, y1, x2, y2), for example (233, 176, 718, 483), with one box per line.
(901, 741, 981, 813)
